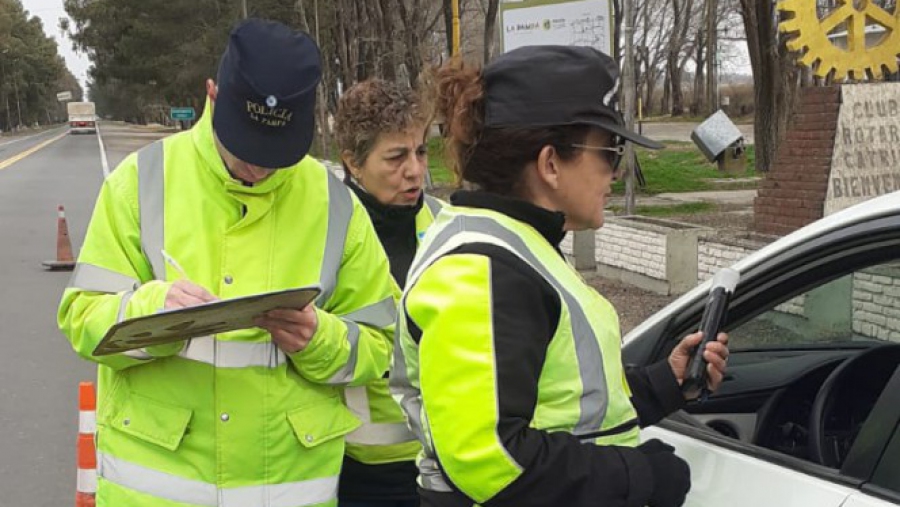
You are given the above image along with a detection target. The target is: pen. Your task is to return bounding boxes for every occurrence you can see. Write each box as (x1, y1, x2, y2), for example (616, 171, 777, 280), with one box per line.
(161, 249, 191, 281)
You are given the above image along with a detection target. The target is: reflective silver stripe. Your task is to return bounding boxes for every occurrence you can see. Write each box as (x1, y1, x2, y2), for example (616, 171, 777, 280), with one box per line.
(123, 348, 153, 360)
(424, 195, 442, 218)
(346, 421, 416, 446)
(389, 324, 429, 447)
(409, 216, 607, 434)
(98, 452, 338, 507)
(116, 290, 135, 323)
(99, 451, 215, 506)
(345, 385, 371, 420)
(178, 336, 287, 368)
(326, 321, 361, 384)
(344, 386, 415, 445)
(318, 171, 354, 305)
(138, 141, 166, 280)
(418, 456, 453, 493)
(117, 290, 154, 360)
(341, 297, 396, 328)
(68, 263, 139, 293)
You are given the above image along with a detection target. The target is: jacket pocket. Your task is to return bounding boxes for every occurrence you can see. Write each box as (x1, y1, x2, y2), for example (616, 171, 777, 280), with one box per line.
(113, 393, 192, 451)
(287, 397, 361, 449)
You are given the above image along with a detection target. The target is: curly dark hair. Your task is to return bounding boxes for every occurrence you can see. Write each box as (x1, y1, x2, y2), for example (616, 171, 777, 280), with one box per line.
(334, 79, 428, 168)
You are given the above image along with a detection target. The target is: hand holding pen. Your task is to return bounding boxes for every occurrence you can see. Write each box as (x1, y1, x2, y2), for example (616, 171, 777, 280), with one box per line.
(161, 250, 218, 310)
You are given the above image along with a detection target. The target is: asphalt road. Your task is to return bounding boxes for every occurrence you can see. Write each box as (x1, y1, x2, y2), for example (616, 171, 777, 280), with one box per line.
(0, 123, 164, 506)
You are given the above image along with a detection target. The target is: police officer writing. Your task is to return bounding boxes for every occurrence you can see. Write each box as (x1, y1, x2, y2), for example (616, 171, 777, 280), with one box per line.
(58, 19, 396, 507)
(334, 78, 442, 507)
(390, 46, 730, 507)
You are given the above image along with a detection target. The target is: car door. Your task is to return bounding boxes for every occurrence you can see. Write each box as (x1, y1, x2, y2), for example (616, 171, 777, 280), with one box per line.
(641, 425, 860, 507)
(841, 373, 900, 506)
(623, 211, 900, 507)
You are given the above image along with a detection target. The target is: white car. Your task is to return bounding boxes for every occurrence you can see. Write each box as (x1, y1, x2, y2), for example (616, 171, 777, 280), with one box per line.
(623, 190, 900, 506)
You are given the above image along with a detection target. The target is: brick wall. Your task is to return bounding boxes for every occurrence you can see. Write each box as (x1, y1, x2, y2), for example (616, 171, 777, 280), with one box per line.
(596, 223, 668, 279)
(698, 240, 756, 282)
(754, 86, 841, 235)
(853, 267, 900, 342)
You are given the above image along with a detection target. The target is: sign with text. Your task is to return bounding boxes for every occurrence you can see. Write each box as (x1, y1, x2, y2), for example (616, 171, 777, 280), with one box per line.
(56, 91, 72, 102)
(824, 83, 900, 215)
(170, 107, 196, 121)
(500, 0, 612, 55)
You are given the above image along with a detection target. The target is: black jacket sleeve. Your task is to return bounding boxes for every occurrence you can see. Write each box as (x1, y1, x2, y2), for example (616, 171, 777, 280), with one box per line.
(626, 361, 687, 427)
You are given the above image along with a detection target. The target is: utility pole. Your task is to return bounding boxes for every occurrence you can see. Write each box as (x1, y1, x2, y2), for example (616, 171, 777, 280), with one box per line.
(705, 0, 717, 114)
(622, 0, 637, 215)
(315, 0, 330, 159)
(242, 0, 248, 19)
(452, 0, 460, 56)
(12, 70, 20, 129)
(0, 50, 8, 132)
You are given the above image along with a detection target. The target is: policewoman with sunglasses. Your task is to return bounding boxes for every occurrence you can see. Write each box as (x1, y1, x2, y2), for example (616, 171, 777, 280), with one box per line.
(390, 46, 730, 507)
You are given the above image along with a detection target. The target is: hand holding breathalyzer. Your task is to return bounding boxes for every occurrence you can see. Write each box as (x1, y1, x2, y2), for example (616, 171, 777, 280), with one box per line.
(672, 268, 737, 400)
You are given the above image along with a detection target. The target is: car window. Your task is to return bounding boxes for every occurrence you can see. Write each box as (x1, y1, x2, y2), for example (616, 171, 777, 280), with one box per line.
(729, 261, 900, 350)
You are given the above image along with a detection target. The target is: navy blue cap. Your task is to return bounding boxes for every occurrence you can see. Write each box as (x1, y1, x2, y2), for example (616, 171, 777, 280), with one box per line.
(213, 19, 322, 169)
(484, 45, 663, 149)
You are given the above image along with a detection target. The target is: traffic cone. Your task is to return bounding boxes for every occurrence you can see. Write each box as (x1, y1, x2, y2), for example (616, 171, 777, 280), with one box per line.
(42, 205, 76, 271)
(76, 382, 97, 507)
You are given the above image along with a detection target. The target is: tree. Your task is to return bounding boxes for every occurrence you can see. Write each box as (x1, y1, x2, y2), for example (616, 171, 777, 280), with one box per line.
(483, 0, 499, 63)
(665, 0, 700, 116)
(739, 0, 801, 172)
(0, 0, 71, 129)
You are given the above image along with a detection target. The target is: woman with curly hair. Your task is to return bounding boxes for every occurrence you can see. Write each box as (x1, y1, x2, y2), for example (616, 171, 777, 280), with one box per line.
(334, 78, 443, 507)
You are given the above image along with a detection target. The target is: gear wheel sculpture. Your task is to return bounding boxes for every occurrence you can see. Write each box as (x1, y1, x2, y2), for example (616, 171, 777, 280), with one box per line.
(778, 0, 900, 80)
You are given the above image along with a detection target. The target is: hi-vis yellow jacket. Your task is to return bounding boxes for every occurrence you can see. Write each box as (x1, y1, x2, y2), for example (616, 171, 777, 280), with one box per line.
(391, 194, 676, 507)
(58, 108, 396, 507)
(344, 195, 443, 465)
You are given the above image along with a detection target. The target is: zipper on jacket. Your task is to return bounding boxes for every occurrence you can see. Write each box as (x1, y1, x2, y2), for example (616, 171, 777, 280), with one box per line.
(574, 417, 639, 441)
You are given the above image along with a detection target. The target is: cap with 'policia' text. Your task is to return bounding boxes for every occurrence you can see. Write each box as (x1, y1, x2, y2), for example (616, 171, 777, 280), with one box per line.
(213, 18, 323, 169)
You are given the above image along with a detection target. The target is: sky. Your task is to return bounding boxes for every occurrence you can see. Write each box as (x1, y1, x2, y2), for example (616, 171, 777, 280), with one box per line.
(22, 0, 91, 91)
(21, 0, 750, 97)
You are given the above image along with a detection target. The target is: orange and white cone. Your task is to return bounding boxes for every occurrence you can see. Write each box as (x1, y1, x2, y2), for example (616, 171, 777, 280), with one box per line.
(76, 382, 97, 507)
(42, 205, 76, 271)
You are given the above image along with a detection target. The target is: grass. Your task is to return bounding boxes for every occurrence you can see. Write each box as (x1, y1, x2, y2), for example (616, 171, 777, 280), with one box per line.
(314, 134, 758, 209)
(610, 142, 758, 195)
(427, 137, 455, 184)
(427, 139, 759, 196)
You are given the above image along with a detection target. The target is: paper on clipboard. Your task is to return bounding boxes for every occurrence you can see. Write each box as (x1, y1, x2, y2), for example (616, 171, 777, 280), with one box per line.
(92, 285, 321, 356)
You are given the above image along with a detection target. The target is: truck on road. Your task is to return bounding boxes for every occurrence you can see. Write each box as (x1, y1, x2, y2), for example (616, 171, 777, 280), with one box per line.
(67, 102, 96, 134)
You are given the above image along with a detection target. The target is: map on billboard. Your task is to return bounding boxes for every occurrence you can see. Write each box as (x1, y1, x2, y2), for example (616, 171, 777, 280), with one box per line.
(500, 0, 613, 55)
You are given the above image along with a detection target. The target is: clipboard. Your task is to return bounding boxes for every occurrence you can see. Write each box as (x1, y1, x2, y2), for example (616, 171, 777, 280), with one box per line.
(93, 285, 321, 356)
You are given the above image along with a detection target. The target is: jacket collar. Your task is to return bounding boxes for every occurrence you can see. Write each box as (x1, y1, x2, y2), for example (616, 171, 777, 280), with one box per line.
(450, 190, 567, 251)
